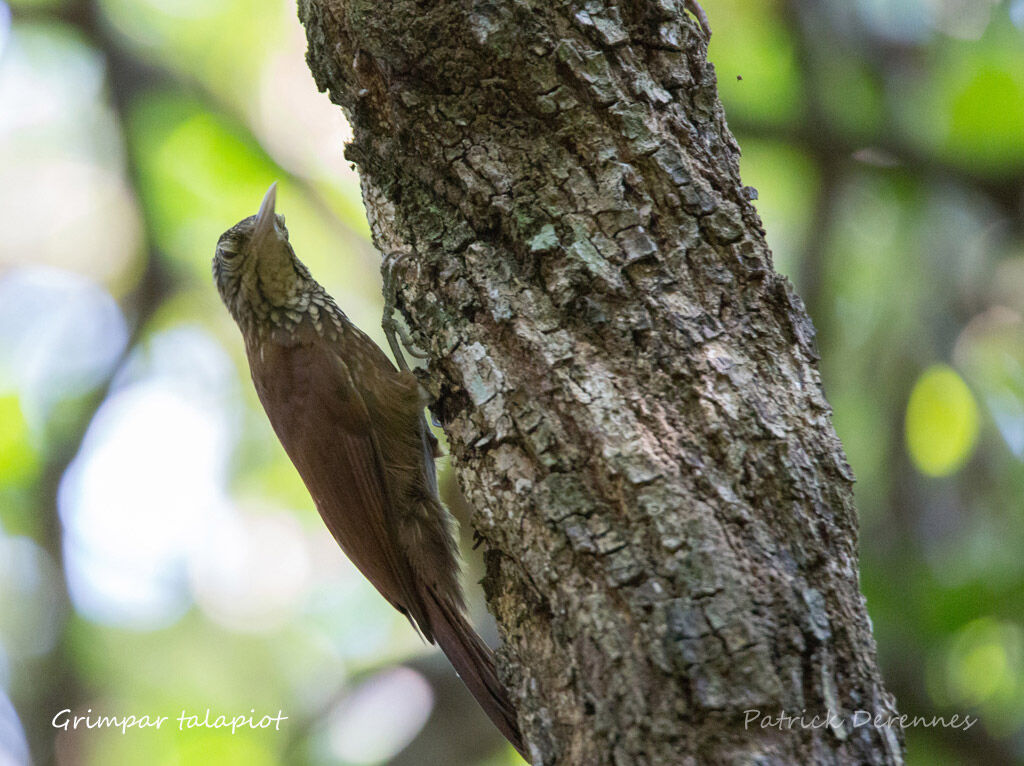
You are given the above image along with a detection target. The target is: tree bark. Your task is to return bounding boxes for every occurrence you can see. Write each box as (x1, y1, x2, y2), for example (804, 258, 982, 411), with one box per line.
(297, 1, 904, 764)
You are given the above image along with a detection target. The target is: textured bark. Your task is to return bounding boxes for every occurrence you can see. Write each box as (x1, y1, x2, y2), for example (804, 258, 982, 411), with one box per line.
(297, 1, 903, 764)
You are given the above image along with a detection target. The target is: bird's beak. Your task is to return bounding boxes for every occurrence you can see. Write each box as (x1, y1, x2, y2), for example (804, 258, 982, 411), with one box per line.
(251, 182, 278, 252)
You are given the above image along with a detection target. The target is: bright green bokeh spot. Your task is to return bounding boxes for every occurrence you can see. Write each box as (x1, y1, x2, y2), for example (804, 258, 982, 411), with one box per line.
(905, 365, 980, 477)
(896, 21, 1024, 174)
(949, 66, 1024, 165)
(477, 745, 528, 766)
(942, 618, 1024, 732)
(166, 731, 280, 766)
(87, 726, 280, 766)
(0, 394, 38, 486)
(958, 638, 1007, 703)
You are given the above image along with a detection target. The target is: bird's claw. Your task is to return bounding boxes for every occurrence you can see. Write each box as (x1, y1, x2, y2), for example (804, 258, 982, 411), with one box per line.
(685, 0, 711, 38)
(382, 252, 430, 371)
(382, 312, 430, 372)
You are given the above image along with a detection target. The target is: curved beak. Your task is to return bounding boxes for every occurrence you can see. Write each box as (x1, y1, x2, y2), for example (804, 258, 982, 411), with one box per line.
(250, 182, 278, 252)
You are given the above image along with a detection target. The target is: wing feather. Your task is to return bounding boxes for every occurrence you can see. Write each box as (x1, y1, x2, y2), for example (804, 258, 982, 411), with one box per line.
(248, 329, 431, 635)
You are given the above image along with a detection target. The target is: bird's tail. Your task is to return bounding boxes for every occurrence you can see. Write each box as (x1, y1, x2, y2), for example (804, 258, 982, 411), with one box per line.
(424, 588, 527, 760)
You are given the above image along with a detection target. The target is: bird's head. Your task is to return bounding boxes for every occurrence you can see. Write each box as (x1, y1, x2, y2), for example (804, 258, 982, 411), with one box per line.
(213, 182, 312, 326)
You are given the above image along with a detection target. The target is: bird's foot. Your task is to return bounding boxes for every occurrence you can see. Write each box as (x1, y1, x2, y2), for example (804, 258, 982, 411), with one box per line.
(383, 311, 430, 369)
(685, 0, 712, 38)
(382, 252, 430, 371)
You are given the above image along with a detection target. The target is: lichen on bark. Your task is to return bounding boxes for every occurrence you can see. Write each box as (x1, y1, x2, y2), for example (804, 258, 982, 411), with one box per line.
(297, 1, 904, 763)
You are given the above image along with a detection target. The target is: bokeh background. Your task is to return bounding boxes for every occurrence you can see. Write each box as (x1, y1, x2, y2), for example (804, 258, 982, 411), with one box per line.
(1, 0, 1023, 764)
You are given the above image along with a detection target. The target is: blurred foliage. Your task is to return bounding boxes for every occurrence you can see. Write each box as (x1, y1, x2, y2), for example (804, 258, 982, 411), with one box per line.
(0, 395, 37, 487)
(0, 0, 1023, 765)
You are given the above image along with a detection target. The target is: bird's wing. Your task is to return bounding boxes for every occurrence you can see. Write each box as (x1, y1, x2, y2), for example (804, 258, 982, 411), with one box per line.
(249, 330, 431, 636)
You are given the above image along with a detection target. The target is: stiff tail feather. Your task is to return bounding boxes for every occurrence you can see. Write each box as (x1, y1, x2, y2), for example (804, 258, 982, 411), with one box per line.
(424, 589, 527, 760)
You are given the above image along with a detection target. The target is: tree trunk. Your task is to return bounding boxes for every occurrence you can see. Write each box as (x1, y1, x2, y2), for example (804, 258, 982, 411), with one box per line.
(297, 1, 903, 763)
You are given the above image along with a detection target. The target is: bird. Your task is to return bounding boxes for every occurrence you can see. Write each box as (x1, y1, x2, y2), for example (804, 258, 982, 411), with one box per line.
(212, 183, 525, 758)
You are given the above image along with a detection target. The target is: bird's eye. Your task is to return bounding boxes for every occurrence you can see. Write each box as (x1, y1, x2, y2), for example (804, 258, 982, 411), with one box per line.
(218, 239, 240, 260)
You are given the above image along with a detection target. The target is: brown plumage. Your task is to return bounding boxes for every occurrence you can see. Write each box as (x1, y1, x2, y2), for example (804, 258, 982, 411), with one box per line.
(212, 184, 524, 758)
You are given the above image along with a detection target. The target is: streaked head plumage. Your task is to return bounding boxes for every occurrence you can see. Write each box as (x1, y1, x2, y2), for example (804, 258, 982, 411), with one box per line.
(213, 183, 311, 325)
